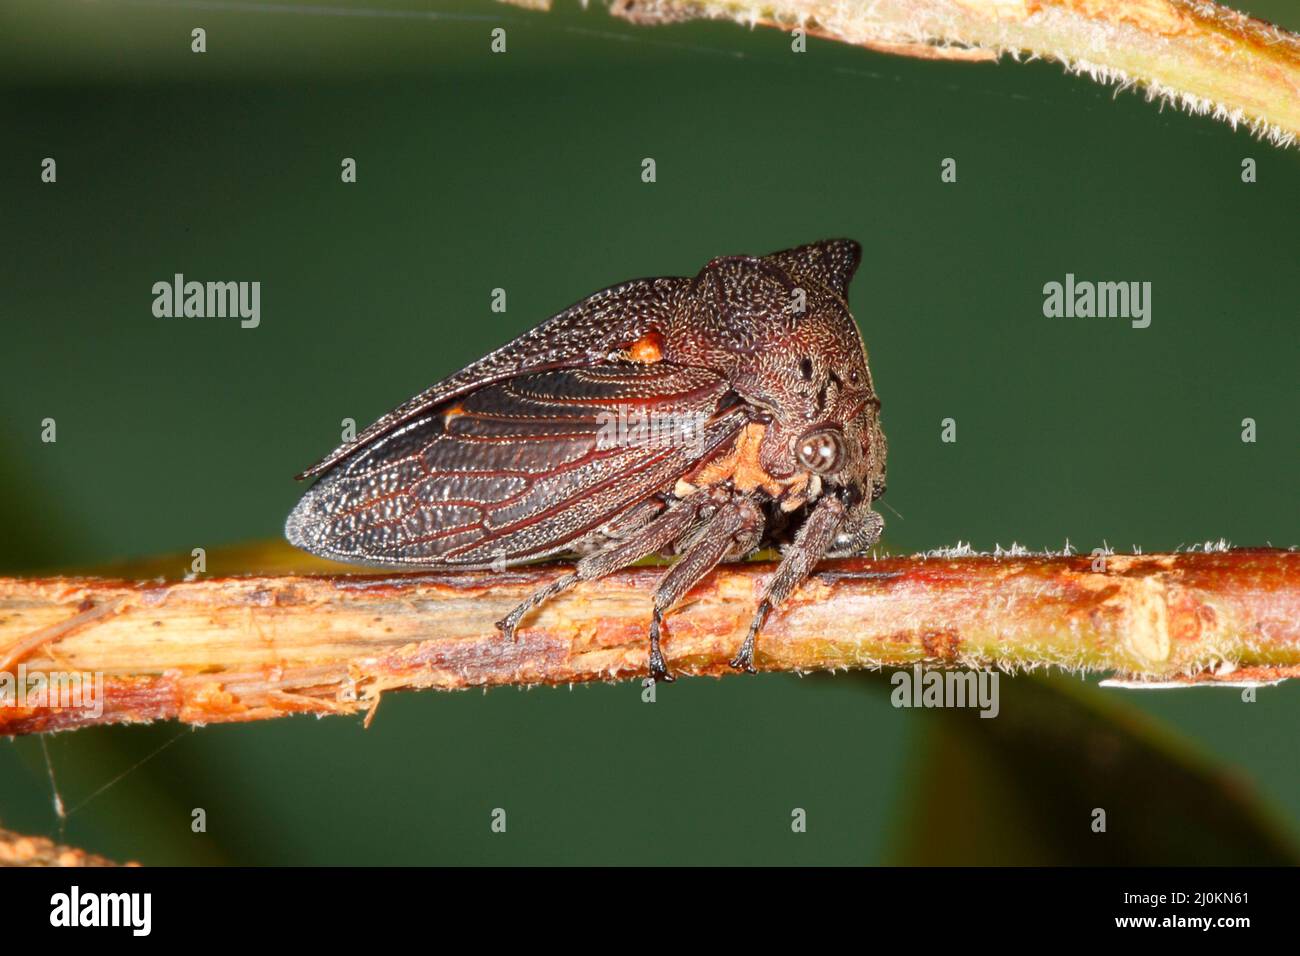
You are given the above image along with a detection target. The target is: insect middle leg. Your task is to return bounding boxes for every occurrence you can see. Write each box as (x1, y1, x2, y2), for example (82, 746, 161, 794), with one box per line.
(495, 490, 712, 642)
(646, 494, 765, 683)
(729, 495, 850, 673)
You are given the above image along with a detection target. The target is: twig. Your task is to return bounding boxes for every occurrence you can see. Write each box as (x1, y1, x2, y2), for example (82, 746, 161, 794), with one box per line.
(506, 0, 1300, 147)
(0, 827, 131, 867)
(0, 548, 1295, 735)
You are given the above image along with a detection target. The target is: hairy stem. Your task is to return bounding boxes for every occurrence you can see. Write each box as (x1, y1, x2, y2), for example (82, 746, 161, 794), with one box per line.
(0, 548, 1295, 735)
(509, 0, 1300, 146)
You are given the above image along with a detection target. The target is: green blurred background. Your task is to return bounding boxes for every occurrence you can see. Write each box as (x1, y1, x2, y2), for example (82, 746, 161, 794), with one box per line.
(0, 0, 1296, 865)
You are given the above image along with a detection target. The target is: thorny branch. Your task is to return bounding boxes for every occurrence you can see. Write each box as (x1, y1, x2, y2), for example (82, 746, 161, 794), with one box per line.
(505, 0, 1300, 147)
(0, 547, 1296, 736)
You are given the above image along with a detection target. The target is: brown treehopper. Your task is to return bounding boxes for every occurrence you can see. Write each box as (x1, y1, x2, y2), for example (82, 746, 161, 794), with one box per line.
(287, 240, 887, 682)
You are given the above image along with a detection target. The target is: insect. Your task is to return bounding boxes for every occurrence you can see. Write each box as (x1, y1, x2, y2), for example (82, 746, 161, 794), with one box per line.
(286, 239, 887, 682)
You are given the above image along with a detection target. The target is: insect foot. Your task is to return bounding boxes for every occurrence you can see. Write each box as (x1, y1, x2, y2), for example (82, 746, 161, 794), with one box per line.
(644, 653, 674, 687)
(728, 644, 758, 674)
(729, 602, 770, 673)
(645, 615, 675, 685)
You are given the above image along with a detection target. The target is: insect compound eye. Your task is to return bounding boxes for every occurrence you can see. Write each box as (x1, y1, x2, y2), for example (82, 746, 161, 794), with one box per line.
(796, 427, 844, 475)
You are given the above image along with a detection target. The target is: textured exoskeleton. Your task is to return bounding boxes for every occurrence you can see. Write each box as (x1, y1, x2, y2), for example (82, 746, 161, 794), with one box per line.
(287, 239, 887, 682)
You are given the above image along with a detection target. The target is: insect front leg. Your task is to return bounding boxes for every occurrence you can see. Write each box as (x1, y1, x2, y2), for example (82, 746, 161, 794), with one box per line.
(647, 494, 765, 684)
(495, 491, 711, 642)
(730, 495, 850, 673)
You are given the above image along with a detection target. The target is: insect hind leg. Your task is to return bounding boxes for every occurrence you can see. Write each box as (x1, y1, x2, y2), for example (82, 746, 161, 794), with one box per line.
(495, 492, 709, 642)
(495, 571, 580, 642)
(647, 495, 765, 684)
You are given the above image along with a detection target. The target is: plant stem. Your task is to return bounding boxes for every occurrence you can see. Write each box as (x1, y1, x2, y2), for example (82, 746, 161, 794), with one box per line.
(1, 548, 1295, 735)
(0, 827, 129, 867)
(510, 0, 1300, 146)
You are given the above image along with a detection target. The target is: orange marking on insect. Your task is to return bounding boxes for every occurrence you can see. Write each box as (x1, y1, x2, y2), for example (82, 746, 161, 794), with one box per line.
(625, 330, 665, 364)
(442, 403, 468, 425)
(687, 423, 810, 498)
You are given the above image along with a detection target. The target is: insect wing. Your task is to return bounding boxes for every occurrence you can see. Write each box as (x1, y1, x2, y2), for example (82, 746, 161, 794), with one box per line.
(286, 363, 744, 568)
(298, 277, 689, 479)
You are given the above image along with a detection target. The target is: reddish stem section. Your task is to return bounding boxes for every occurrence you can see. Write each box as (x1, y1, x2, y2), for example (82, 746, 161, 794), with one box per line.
(1, 549, 1296, 735)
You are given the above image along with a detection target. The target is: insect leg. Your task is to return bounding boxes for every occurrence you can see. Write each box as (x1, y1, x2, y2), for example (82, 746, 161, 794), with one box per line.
(647, 495, 765, 684)
(730, 495, 847, 673)
(495, 492, 710, 641)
